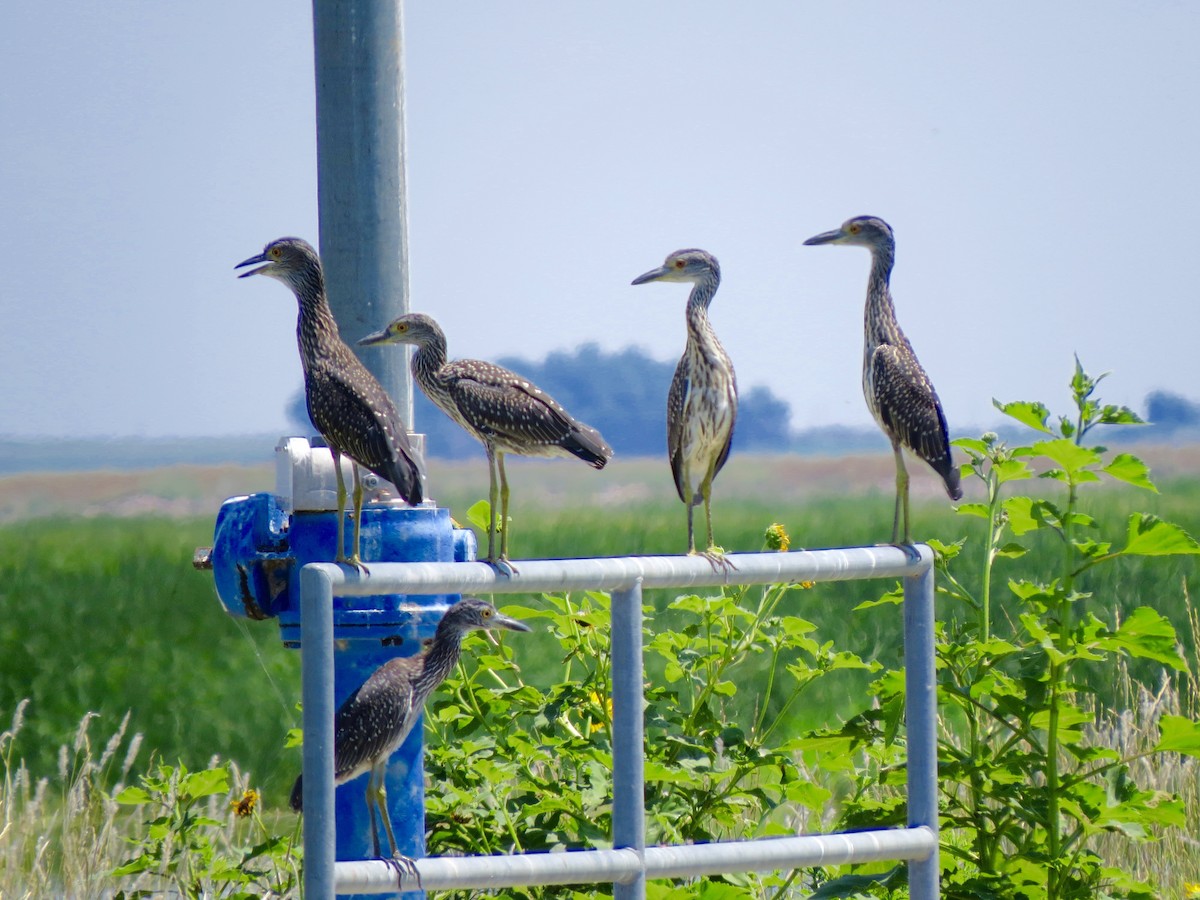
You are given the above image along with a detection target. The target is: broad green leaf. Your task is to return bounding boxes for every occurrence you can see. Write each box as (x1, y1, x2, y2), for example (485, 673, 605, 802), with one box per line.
(1003, 496, 1044, 536)
(952, 436, 988, 455)
(1119, 514, 1200, 556)
(1097, 606, 1186, 669)
(1030, 439, 1101, 476)
(1154, 715, 1200, 756)
(180, 767, 230, 800)
(1099, 404, 1145, 426)
(113, 786, 152, 805)
(994, 542, 1028, 559)
(994, 457, 1034, 483)
(1103, 453, 1157, 491)
(956, 502, 990, 520)
(994, 399, 1054, 434)
(465, 499, 491, 533)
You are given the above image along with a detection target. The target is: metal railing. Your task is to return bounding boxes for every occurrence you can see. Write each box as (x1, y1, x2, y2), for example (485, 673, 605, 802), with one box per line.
(299, 546, 939, 898)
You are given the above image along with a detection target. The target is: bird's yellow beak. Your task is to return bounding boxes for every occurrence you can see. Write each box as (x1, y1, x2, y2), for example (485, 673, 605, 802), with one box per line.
(631, 264, 672, 285)
(802, 227, 846, 246)
(357, 327, 394, 347)
(235, 252, 271, 278)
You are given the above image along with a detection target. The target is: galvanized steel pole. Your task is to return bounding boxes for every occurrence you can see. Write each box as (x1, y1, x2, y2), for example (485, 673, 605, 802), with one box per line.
(904, 561, 940, 899)
(300, 565, 338, 899)
(312, 0, 413, 423)
(612, 581, 646, 900)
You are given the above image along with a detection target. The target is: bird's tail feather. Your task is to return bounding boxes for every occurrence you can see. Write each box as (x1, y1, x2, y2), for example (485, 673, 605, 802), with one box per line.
(290, 775, 304, 812)
(942, 464, 963, 501)
(565, 426, 613, 470)
(383, 456, 425, 506)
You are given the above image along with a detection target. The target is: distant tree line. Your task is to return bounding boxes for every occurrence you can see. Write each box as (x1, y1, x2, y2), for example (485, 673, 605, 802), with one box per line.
(286, 351, 1200, 460)
(288, 343, 795, 459)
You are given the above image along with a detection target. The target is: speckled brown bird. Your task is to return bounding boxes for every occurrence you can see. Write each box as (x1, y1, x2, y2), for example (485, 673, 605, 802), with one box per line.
(632, 249, 737, 569)
(359, 312, 611, 571)
(236, 237, 424, 569)
(804, 216, 961, 543)
(289, 597, 530, 865)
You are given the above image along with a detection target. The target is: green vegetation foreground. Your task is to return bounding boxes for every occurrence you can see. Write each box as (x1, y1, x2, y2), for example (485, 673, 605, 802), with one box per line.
(1, 365, 1200, 896)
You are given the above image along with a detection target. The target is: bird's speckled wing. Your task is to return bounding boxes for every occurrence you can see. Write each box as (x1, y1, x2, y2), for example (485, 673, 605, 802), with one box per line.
(870, 343, 958, 494)
(333, 657, 420, 783)
(443, 360, 606, 460)
(306, 358, 424, 505)
(667, 360, 689, 503)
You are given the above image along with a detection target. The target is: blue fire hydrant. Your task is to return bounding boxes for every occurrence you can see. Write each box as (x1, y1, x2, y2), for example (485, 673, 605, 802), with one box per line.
(202, 436, 475, 898)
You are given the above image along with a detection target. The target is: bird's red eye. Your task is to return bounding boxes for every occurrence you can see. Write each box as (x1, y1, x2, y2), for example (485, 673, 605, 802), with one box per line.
(673, 259, 685, 269)
(849, 224, 860, 234)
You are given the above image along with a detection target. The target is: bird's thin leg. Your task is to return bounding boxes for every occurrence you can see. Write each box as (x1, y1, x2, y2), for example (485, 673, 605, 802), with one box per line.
(372, 761, 422, 889)
(365, 766, 382, 859)
(699, 477, 735, 573)
(348, 463, 369, 573)
(496, 454, 519, 574)
(498, 453, 511, 560)
(685, 501, 698, 555)
(331, 448, 349, 565)
(480, 447, 516, 575)
(892, 441, 910, 545)
(485, 445, 499, 563)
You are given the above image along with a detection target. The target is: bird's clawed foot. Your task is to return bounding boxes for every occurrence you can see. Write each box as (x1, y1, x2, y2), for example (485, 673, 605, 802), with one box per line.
(337, 553, 371, 575)
(484, 555, 519, 577)
(383, 853, 423, 890)
(692, 547, 737, 574)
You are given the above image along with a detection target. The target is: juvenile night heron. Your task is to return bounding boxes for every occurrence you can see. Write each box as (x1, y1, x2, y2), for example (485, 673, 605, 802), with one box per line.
(290, 597, 530, 869)
(632, 250, 737, 568)
(803, 216, 962, 544)
(359, 313, 612, 571)
(236, 238, 424, 569)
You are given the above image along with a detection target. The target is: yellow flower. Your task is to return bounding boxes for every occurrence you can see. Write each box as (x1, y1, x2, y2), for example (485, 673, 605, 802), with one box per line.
(763, 523, 791, 552)
(231, 788, 259, 818)
(1184, 883, 1200, 898)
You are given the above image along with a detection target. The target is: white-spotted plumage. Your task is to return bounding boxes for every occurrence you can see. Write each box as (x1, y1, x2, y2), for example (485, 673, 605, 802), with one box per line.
(360, 313, 611, 569)
(633, 249, 737, 567)
(236, 237, 424, 570)
(804, 216, 961, 544)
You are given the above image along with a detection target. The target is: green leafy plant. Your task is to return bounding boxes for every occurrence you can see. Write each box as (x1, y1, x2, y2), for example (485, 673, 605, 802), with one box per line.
(113, 762, 299, 899)
(423, 529, 891, 898)
(880, 359, 1200, 899)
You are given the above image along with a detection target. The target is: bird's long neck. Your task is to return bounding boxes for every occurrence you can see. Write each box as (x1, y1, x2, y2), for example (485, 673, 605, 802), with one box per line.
(864, 242, 900, 347)
(293, 267, 345, 368)
(416, 622, 466, 695)
(410, 331, 451, 399)
(685, 271, 726, 361)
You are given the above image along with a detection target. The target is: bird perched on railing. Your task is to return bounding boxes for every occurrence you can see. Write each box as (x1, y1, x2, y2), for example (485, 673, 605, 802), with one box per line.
(632, 250, 737, 569)
(290, 597, 530, 875)
(236, 238, 424, 570)
(359, 312, 611, 572)
(803, 216, 961, 544)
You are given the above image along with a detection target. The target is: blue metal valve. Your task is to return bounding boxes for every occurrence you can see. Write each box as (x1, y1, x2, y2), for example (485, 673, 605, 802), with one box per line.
(206, 437, 475, 897)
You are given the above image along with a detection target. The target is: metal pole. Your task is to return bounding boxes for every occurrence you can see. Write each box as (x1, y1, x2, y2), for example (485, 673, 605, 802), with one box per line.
(904, 556, 940, 899)
(301, 565, 337, 899)
(312, 0, 412, 422)
(611, 581, 646, 900)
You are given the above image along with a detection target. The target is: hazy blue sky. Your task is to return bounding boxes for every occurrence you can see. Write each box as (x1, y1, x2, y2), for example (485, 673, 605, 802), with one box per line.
(2, 3, 1197, 440)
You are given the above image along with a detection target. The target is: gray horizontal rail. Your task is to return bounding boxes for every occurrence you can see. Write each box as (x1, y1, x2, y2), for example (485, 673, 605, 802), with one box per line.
(334, 827, 937, 893)
(307, 545, 931, 597)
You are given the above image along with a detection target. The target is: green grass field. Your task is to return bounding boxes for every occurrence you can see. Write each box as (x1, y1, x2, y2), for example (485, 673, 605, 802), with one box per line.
(1, 450, 1197, 810)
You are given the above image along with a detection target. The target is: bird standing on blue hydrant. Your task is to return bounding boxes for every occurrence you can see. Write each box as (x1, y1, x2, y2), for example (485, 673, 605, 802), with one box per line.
(291, 597, 531, 875)
(236, 237, 424, 570)
(632, 249, 738, 569)
(803, 216, 961, 543)
(359, 312, 612, 572)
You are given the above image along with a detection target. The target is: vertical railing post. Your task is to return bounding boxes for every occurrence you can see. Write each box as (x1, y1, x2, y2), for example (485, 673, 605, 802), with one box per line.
(301, 565, 338, 899)
(904, 555, 939, 900)
(612, 580, 646, 900)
